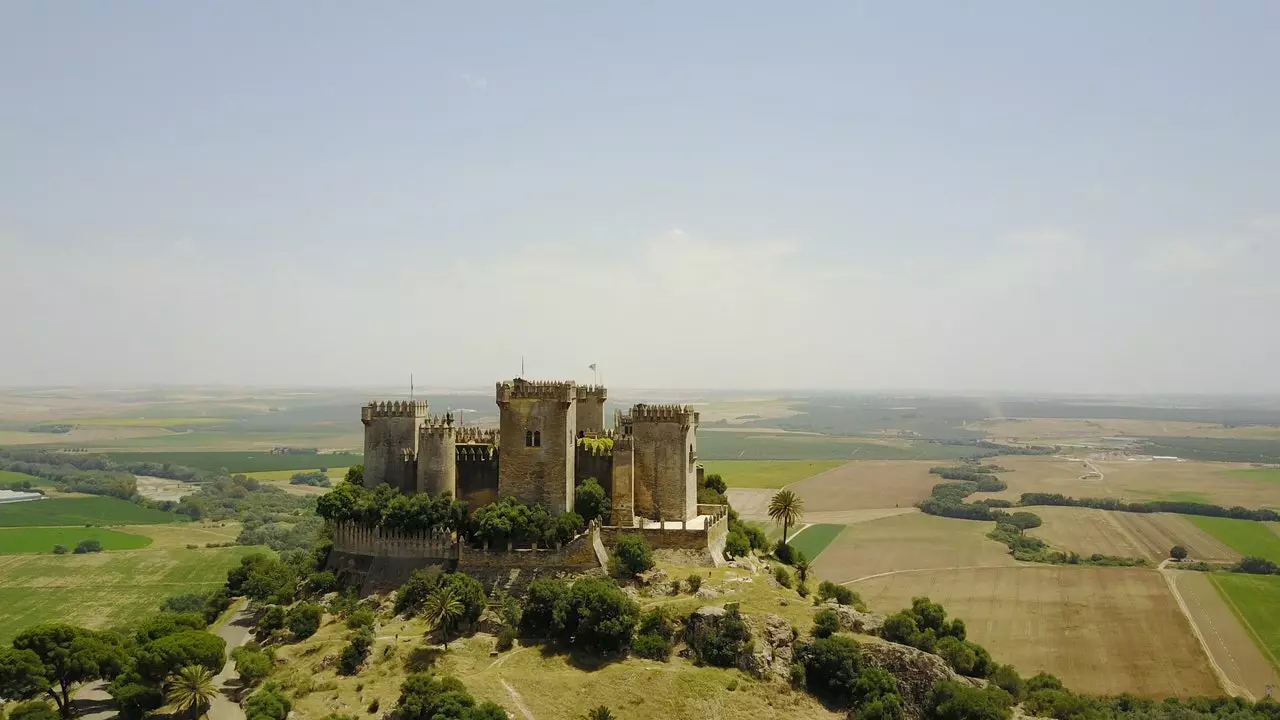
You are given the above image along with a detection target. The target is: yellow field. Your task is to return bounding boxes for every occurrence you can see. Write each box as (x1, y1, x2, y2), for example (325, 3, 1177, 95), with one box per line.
(811, 513, 1018, 584)
(0, 426, 179, 446)
(789, 460, 946, 511)
(243, 467, 349, 482)
(118, 522, 243, 549)
(1029, 507, 1239, 563)
(702, 459, 847, 489)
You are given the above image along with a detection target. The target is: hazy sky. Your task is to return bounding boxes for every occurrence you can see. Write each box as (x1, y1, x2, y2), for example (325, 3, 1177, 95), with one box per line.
(2, 3, 1277, 393)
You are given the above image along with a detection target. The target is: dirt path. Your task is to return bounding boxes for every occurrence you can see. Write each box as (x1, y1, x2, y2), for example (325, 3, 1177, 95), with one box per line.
(501, 679, 537, 720)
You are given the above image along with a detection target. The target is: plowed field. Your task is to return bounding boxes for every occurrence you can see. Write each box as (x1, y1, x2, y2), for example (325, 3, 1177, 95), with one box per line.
(1029, 508, 1239, 562)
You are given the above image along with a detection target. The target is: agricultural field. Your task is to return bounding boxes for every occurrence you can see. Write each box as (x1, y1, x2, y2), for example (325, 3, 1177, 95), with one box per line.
(1028, 508, 1239, 563)
(1208, 573, 1280, 676)
(0, 545, 263, 642)
(811, 513, 1018, 583)
(855, 566, 1219, 698)
(104, 450, 362, 473)
(1172, 570, 1280, 698)
(0, 469, 50, 486)
(117, 521, 242, 549)
(0, 527, 153, 554)
(243, 466, 350, 482)
(984, 455, 1280, 510)
(0, 425, 180, 447)
(696, 432, 983, 461)
(974, 417, 1280, 443)
(701, 459, 846, 489)
(788, 523, 844, 561)
(0, 497, 181, 527)
(789, 460, 947, 512)
(1187, 517, 1280, 562)
(1224, 467, 1280, 486)
(61, 416, 232, 427)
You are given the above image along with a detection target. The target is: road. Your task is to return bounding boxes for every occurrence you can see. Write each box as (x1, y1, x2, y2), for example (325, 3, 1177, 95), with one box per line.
(73, 602, 254, 720)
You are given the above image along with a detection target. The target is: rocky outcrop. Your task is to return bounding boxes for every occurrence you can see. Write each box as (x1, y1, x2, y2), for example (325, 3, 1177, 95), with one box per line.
(737, 613, 795, 681)
(637, 567, 668, 587)
(825, 602, 886, 634)
(859, 640, 976, 720)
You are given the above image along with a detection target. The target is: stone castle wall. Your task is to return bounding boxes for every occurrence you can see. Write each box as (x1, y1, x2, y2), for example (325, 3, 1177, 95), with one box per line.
(417, 421, 456, 497)
(631, 405, 699, 521)
(598, 504, 729, 552)
(361, 401, 427, 494)
(496, 381, 576, 514)
(456, 445, 498, 509)
(574, 444, 613, 497)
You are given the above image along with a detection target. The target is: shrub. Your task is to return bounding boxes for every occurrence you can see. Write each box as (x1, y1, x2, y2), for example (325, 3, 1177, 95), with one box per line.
(631, 633, 671, 660)
(367, 699, 380, 714)
(817, 581, 860, 607)
(73, 539, 103, 554)
(774, 540, 795, 564)
(812, 609, 840, 638)
(566, 577, 641, 653)
(796, 634, 863, 705)
(574, 478, 609, 523)
(521, 577, 571, 639)
(926, 680, 1014, 720)
(1234, 556, 1279, 575)
(52, 544, 68, 555)
(789, 662, 807, 689)
(687, 574, 703, 593)
(6, 701, 59, 720)
(704, 473, 727, 494)
(1003, 512, 1042, 530)
(245, 683, 293, 720)
(632, 608, 676, 660)
(257, 605, 286, 637)
(232, 646, 273, 687)
(307, 570, 337, 595)
(724, 531, 751, 558)
(853, 668, 905, 720)
(554, 511, 585, 545)
(495, 626, 516, 652)
(1170, 545, 1189, 560)
(742, 524, 768, 551)
(669, 579, 681, 595)
(988, 665, 1024, 701)
(286, 602, 324, 641)
(346, 606, 376, 630)
(688, 605, 751, 667)
(338, 628, 374, 675)
(774, 565, 794, 588)
(609, 534, 654, 577)
(395, 569, 442, 615)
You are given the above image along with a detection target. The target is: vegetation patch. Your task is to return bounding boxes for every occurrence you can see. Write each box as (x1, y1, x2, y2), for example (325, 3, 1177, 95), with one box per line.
(1188, 516, 1280, 563)
(1224, 467, 1280, 486)
(0, 527, 153, 554)
(696, 432, 987, 461)
(0, 470, 50, 487)
(700, 460, 846, 488)
(0, 497, 180, 527)
(787, 523, 844, 561)
(1209, 572, 1280, 673)
(104, 451, 363, 474)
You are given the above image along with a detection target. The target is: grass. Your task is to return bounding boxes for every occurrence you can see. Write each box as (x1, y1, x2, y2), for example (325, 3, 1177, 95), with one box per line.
(243, 467, 349, 482)
(697, 432, 985, 461)
(0, 470, 52, 486)
(0, 497, 181, 527)
(1224, 468, 1280, 486)
(701, 459, 846, 488)
(1128, 488, 1213, 504)
(104, 451, 363, 473)
(0, 527, 153, 554)
(787, 523, 845, 561)
(0, 545, 264, 642)
(1208, 572, 1280, 674)
(1186, 516, 1280, 563)
(62, 417, 232, 427)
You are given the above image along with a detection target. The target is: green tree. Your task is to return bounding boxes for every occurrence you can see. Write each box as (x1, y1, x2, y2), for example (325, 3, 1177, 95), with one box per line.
(793, 552, 812, 585)
(286, 603, 323, 641)
(767, 490, 804, 543)
(724, 531, 750, 558)
(703, 473, 727, 495)
(564, 577, 640, 654)
(423, 586, 465, 649)
(51, 545, 68, 555)
(6, 702, 60, 720)
(574, 478, 609, 523)
(244, 682, 291, 720)
(165, 665, 216, 719)
(520, 578, 571, 639)
(231, 647, 272, 687)
(926, 680, 1013, 720)
(796, 634, 862, 706)
(582, 707, 617, 720)
(2, 624, 126, 718)
(609, 534, 654, 577)
(1170, 545, 1188, 560)
(72, 539, 102, 554)
(811, 609, 840, 638)
(343, 465, 364, 485)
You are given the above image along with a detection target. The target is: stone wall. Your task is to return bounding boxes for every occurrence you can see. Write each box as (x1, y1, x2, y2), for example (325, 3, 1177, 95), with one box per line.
(631, 404, 699, 521)
(456, 527, 601, 572)
(574, 445, 613, 497)
(574, 385, 607, 434)
(417, 421, 456, 497)
(496, 380, 576, 514)
(456, 444, 498, 509)
(611, 437, 635, 527)
(361, 401, 427, 494)
(332, 522, 457, 559)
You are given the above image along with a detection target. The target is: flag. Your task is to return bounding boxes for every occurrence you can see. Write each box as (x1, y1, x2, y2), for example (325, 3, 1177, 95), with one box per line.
(588, 364, 597, 371)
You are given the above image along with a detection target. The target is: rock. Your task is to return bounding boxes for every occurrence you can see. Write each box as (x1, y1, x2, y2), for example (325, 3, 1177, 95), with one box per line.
(622, 585, 642, 602)
(826, 602, 886, 634)
(777, 597, 789, 606)
(737, 613, 795, 681)
(859, 640, 977, 720)
(637, 568, 668, 587)
(475, 612, 504, 635)
(729, 557, 760, 573)
(694, 585, 721, 599)
(311, 654, 339, 673)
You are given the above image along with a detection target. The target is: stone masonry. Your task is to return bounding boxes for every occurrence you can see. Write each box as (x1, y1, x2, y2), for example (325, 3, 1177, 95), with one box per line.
(631, 403, 700, 521)
(495, 379, 577, 515)
(361, 401, 429, 494)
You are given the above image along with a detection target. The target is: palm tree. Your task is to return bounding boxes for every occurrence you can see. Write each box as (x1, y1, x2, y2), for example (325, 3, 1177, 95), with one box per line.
(166, 664, 217, 720)
(423, 585, 465, 649)
(582, 707, 617, 720)
(793, 551, 812, 585)
(768, 489, 805, 544)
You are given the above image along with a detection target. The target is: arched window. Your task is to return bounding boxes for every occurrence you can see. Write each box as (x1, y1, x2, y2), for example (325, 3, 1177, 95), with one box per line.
(525, 430, 533, 447)
(534, 431, 542, 447)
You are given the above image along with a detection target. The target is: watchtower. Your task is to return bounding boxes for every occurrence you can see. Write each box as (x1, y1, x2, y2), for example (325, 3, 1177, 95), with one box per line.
(630, 403, 699, 522)
(361, 400, 429, 494)
(495, 379, 577, 514)
(417, 413, 457, 497)
(574, 385, 608, 435)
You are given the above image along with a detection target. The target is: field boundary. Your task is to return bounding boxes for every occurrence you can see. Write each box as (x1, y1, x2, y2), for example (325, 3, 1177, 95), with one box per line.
(1208, 573, 1280, 676)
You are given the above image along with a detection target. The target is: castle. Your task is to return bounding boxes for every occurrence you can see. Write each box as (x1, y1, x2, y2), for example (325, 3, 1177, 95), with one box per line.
(359, 378, 709, 527)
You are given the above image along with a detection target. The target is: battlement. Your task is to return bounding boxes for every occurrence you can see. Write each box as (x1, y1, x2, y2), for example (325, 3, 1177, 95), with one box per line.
(455, 427, 498, 445)
(612, 433, 634, 451)
(574, 385, 608, 401)
(362, 400, 429, 422)
(496, 379, 575, 403)
(419, 413, 456, 436)
(456, 444, 495, 462)
(630, 403, 699, 425)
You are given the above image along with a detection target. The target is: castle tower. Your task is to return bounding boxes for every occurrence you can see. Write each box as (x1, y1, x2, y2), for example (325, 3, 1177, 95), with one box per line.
(611, 434, 636, 527)
(630, 403, 700, 522)
(495, 379, 577, 514)
(417, 413, 457, 497)
(574, 385, 607, 435)
(361, 400, 429, 493)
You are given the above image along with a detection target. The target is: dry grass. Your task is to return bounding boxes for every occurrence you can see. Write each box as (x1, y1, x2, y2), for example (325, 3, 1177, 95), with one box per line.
(1028, 508, 1240, 563)
(117, 522, 243, 549)
(1173, 570, 1280, 699)
(810, 513, 1019, 584)
(0, 426, 178, 446)
(854, 566, 1219, 698)
(975, 418, 1280, 442)
(788, 460, 945, 512)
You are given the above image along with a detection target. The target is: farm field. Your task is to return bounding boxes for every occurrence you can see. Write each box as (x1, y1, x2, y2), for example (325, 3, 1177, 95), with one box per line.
(789, 460, 946, 511)
(0, 527, 153, 554)
(0, 426, 179, 447)
(1208, 573, 1280, 675)
(811, 513, 1018, 583)
(696, 433, 982, 461)
(855, 566, 1220, 698)
(0, 545, 263, 642)
(975, 417, 1280, 442)
(1224, 467, 1280, 486)
(117, 521, 242, 549)
(1187, 517, 1280, 562)
(243, 466, 349, 482)
(63, 417, 231, 427)
(104, 450, 363, 473)
(1172, 570, 1280, 698)
(702, 459, 847, 488)
(0, 469, 50, 486)
(788, 523, 844, 561)
(1028, 508, 1239, 563)
(984, 455, 1280, 510)
(0, 497, 181, 527)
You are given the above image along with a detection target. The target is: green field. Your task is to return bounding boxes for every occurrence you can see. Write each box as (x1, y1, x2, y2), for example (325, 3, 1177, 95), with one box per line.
(0, 470, 51, 486)
(1209, 573, 1280, 672)
(0, 545, 263, 642)
(1187, 516, 1280, 562)
(0, 527, 153, 554)
(105, 451, 363, 473)
(788, 523, 845, 561)
(0, 497, 181, 527)
(244, 467, 349, 482)
(697, 433, 985, 461)
(1224, 468, 1280, 486)
(702, 460, 846, 488)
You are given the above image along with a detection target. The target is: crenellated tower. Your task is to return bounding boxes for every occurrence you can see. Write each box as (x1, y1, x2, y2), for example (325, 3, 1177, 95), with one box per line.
(495, 379, 577, 514)
(574, 385, 607, 435)
(361, 400, 429, 493)
(417, 413, 457, 498)
(630, 403, 700, 522)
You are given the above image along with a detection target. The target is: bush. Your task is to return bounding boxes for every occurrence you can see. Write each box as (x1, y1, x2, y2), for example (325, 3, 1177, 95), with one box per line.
(346, 606, 376, 630)
(574, 478, 609, 523)
(724, 531, 751, 558)
(687, 574, 703, 593)
(742, 524, 768, 551)
(812, 608, 840, 638)
(307, 570, 337, 595)
(287, 602, 324, 641)
(6, 701, 59, 720)
(853, 668, 905, 720)
(1170, 545, 1189, 560)
(257, 605, 286, 638)
(338, 628, 374, 675)
(632, 608, 676, 660)
(926, 680, 1014, 720)
(817, 581, 860, 607)
(774, 540, 795, 565)
(688, 605, 751, 667)
(566, 577, 641, 653)
(988, 665, 1024, 701)
(245, 683, 292, 720)
(609, 534, 654, 577)
(232, 646, 273, 687)
(1234, 556, 1279, 575)
(773, 565, 793, 588)
(521, 577, 571, 639)
(495, 625, 516, 652)
(796, 634, 863, 705)
(704, 473, 727, 494)
(73, 539, 103, 554)
(631, 633, 671, 660)
(52, 544, 68, 555)
(1003, 512, 1042, 530)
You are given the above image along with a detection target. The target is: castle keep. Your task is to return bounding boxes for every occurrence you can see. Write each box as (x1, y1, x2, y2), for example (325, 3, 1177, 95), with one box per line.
(359, 379, 705, 524)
